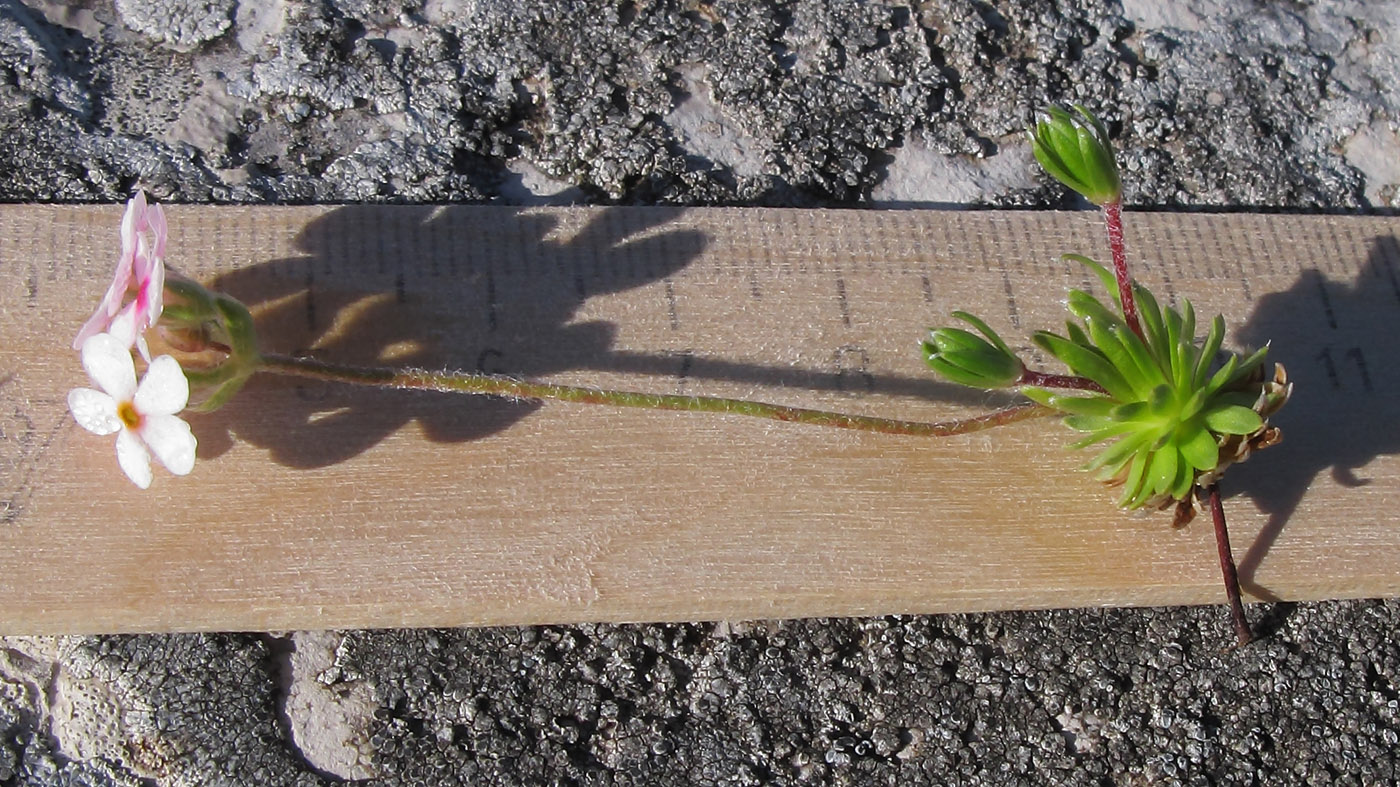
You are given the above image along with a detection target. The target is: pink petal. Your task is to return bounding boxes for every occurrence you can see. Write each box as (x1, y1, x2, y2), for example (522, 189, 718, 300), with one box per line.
(133, 355, 189, 416)
(81, 333, 137, 400)
(72, 194, 147, 350)
(147, 202, 168, 260)
(72, 258, 134, 349)
(140, 414, 196, 477)
(115, 428, 153, 489)
(67, 388, 120, 435)
(134, 248, 165, 330)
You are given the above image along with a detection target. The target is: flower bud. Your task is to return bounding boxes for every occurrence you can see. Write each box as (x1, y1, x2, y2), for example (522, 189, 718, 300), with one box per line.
(1029, 105, 1122, 206)
(923, 312, 1025, 388)
(149, 269, 261, 411)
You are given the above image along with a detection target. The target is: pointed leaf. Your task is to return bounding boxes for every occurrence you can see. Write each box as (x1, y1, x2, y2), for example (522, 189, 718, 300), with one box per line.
(951, 311, 1014, 356)
(1033, 331, 1136, 401)
(1193, 315, 1226, 390)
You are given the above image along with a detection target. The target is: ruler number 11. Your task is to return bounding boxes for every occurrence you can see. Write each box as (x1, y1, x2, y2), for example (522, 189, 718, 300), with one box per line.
(1316, 346, 1373, 392)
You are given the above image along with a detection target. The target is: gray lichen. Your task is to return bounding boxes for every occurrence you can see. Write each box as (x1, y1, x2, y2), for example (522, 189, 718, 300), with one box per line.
(1, 0, 1394, 205)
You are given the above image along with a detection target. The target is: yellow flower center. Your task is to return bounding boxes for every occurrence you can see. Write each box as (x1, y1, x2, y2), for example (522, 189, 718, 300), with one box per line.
(117, 400, 142, 430)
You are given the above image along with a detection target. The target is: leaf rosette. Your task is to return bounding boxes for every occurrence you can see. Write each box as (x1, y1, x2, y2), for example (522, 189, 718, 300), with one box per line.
(1021, 257, 1290, 513)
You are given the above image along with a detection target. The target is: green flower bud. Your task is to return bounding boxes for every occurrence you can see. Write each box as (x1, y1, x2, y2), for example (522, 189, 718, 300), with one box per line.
(1029, 105, 1122, 206)
(153, 269, 261, 411)
(923, 311, 1025, 388)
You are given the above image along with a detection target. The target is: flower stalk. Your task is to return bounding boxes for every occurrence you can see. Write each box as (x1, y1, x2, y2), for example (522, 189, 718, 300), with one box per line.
(1102, 200, 1143, 341)
(1202, 483, 1253, 647)
(256, 352, 1054, 437)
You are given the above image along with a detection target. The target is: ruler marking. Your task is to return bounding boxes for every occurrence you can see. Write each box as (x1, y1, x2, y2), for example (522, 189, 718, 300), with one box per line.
(999, 265, 1021, 330)
(675, 350, 694, 392)
(664, 278, 680, 330)
(1377, 235, 1400, 306)
(1315, 275, 1338, 330)
(486, 268, 499, 332)
(835, 276, 851, 327)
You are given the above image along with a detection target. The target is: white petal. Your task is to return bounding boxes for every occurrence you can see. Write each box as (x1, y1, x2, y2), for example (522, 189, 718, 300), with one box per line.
(133, 334, 152, 363)
(140, 414, 196, 476)
(134, 355, 189, 416)
(67, 388, 120, 435)
(81, 333, 137, 399)
(108, 310, 138, 351)
(115, 428, 153, 489)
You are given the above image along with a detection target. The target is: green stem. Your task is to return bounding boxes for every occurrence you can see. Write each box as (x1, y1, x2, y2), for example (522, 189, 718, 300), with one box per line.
(256, 352, 1055, 437)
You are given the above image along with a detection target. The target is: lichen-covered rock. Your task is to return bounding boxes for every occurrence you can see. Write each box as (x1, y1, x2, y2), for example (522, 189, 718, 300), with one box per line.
(1, 0, 1395, 205)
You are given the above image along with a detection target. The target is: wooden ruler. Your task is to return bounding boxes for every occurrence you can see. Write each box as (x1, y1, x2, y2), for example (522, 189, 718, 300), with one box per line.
(2, 205, 1397, 634)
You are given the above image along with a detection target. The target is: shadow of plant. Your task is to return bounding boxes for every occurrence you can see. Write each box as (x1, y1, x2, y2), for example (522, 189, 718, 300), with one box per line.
(1229, 233, 1400, 598)
(191, 205, 1026, 469)
(198, 206, 707, 466)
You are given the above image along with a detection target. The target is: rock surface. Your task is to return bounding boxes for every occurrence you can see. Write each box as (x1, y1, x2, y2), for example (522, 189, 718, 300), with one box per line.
(3, 0, 1399, 784)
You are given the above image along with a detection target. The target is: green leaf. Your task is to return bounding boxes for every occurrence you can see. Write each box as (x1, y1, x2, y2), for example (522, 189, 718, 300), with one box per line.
(1204, 353, 1240, 396)
(951, 311, 1014, 356)
(1066, 420, 1139, 449)
(1085, 430, 1151, 475)
(1019, 386, 1057, 407)
(1147, 443, 1179, 500)
(1203, 404, 1264, 435)
(1108, 402, 1150, 424)
(1133, 285, 1171, 372)
(1064, 254, 1117, 300)
(1066, 320, 1092, 348)
(1033, 331, 1136, 401)
(1230, 345, 1270, 385)
(1045, 395, 1117, 417)
(928, 327, 986, 353)
(1075, 296, 1161, 397)
(1179, 424, 1220, 472)
(1118, 445, 1152, 507)
(927, 357, 999, 388)
(1192, 315, 1226, 390)
(1170, 452, 1196, 501)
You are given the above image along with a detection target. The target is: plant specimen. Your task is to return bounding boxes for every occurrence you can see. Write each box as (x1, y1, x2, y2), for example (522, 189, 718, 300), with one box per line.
(66, 107, 1288, 645)
(925, 106, 1290, 644)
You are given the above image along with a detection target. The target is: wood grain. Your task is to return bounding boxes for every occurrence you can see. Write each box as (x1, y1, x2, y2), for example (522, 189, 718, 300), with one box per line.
(1, 205, 1397, 634)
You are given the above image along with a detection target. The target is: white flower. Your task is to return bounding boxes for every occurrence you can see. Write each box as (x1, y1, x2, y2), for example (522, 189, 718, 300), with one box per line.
(68, 333, 196, 489)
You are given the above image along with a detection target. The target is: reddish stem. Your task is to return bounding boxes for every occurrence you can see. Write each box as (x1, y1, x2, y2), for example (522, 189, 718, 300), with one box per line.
(1201, 483, 1254, 647)
(1103, 201, 1144, 342)
(1018, 369, 1106, 393)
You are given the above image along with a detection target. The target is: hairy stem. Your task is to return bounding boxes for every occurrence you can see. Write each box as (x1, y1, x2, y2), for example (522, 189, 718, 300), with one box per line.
(1201, 482, 1254, 647)
(257, 353, 1055, 437)
(1018, 369, 1106, 393)
(1103, 201, 1144, 342)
